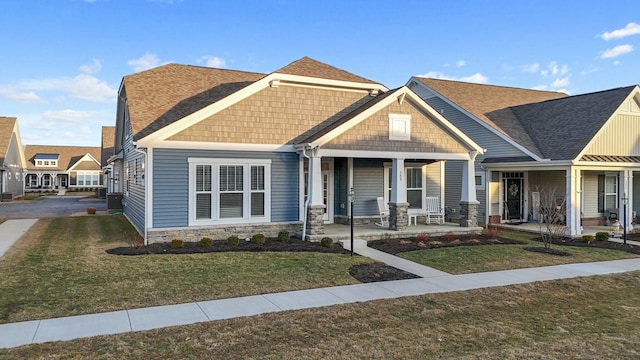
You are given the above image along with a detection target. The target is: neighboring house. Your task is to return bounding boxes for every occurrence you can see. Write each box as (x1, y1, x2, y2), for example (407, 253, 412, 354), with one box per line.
(101, 126, 117, 193)
(408, 78, 640, 236)
(0, 117, 27, 199)
(114, 57, 483, 244)
(24, 145, 104, 191)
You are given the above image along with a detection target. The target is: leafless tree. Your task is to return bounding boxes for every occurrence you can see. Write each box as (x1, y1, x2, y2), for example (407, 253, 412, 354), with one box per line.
(530, 185, 566, 249)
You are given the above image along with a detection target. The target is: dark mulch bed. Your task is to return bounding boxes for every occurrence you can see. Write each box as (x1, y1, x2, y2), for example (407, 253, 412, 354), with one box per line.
(368, 234, 525, 255)
(349, 263, 420, 283)
(523, 246, 571, 256)
(533, 236, 640, 255)
(106, 238, 349, 256)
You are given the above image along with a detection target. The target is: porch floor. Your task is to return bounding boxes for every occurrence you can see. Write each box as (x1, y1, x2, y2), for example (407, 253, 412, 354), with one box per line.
(308, 222, 483, 242)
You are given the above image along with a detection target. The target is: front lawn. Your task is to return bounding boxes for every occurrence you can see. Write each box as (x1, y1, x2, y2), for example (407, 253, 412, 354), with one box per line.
(397, 230, 639, 274)
(0, 216, 372, 324)
(3, 271, 640, 358)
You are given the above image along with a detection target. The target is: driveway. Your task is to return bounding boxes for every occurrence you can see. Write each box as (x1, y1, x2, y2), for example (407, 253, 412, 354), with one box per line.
(0, 196, 108, 219)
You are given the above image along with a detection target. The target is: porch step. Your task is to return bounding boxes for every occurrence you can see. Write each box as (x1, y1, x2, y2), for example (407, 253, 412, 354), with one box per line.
(57, 189, 66, 196)
(338, 239, 368, 251)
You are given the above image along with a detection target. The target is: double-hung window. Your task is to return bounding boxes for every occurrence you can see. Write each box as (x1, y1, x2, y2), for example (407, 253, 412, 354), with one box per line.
(189, 158, 271, 225)
(384, 165, 425, 211)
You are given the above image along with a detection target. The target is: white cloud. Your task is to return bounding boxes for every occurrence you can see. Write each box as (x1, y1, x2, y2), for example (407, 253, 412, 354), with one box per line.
(417, 71, 489, 84)
(79, 59, 102, 75)
(540, 61, 569, 77)
(601, 44, 634, 59)
(37, 110, 94, 131)
(128, 52, 162, 72)
(550, 77, 570, 88)
(66, 74, 116, 102)
(455, 60, 466, 67)
(521, 63, 540, 73)
(197, 55, 226, 68)
(601, 22, 640, 41)
(0, 87, 41, 103)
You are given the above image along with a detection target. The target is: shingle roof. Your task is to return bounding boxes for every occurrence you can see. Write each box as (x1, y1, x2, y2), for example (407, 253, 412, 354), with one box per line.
(275, 57, 378, 84)
(24, 145, 101, 171)
(509, 86, 637, 160)
(0, 117, 17, 166)
(415, 78, 567, 156)
(101, 126, 115, 166)
(123, 64, 266, 141)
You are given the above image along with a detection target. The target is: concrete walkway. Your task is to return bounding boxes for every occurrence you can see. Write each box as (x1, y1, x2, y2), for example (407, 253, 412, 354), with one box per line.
(0, 219, 38, 258)
(2, 237, 640, 348)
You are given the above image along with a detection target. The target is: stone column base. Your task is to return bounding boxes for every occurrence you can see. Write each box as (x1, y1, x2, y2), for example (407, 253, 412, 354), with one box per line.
(389, 202, 409, 231)
(306, 204, 326, 236)
(459, 201, 479, 227)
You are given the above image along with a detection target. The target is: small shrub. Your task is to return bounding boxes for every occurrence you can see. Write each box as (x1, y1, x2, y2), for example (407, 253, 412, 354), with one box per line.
(277, 231, 290, 243)
(127, 233, 144, 249)
(227, 235, 240, 246)
(416, 233, 429, 242)
(320, 237, 333, 248)
(582, 235, 595, 244)
(442, 232, 457, 242)
(450, 239, 462, 246)
(595, 232, 610, 242)
(251, 233, 266, 245)
(470, 239, 481, 245)
(170, 239, 184, 248)
(200, 237, 213, 247)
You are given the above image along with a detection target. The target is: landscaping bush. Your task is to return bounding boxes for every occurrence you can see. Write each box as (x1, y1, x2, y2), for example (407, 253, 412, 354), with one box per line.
(200, 237, 213, 247)
(251, 233, 266, 245)
(582, 235, 595, 244)
(227, 235, 240, 246)
(595, 232, 610, 242)
(170, 239, 184, 248)
(277, 231, 290, 243)
(416, 233, 429, 242)
(320, 237, 333, 248)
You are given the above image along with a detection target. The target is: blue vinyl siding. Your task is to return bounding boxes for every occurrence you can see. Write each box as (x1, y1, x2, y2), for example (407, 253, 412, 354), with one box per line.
(121, 116, 145, 234)
(152, 148, 299, 228)
(353, 158, 384, 216)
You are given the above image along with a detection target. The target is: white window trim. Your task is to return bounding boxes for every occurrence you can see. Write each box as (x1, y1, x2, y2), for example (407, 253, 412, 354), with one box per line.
(188, 158, 271, 226)
(388, 114, 411, 141)
(76, 171, 101, 187)
(604, 174, 618, 210)
(383, 163, 426, 214)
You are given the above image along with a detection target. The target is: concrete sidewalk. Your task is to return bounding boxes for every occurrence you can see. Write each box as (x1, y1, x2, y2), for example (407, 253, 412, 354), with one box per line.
(0, 219, 38, 258)
(2, 253, 640, 348)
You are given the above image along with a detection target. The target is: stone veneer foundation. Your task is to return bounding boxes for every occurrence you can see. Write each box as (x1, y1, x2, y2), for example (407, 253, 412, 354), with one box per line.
(305, 204, 326, 236)
(389, 202, 409, 231)
(146, 222, 302, 244)
(459, 201, 479, 227)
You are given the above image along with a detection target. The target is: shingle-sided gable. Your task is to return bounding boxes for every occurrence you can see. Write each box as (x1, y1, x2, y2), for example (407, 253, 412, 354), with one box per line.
(123, 64, 266, 141)
(0, 117, 17, 165)
(511, 86, 638, 160)
(275, 57, 377, 84)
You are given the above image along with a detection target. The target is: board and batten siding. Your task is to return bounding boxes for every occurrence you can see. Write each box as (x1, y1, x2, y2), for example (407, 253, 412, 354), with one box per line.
(122, 115, 146, 234)
(584, 114, 640, 156)
(353, 159, 384, 216)
(152, 148, 299, 228)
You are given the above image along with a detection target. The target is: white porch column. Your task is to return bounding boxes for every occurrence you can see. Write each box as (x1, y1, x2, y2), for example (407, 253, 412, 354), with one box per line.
(347, 157, 354, 217)
(390, 158, 406, 203)
(620, 170, 634, 230)
(461, 154, 477, 203)
(309, 152, 323, 206)
(565, 167, 582, 236)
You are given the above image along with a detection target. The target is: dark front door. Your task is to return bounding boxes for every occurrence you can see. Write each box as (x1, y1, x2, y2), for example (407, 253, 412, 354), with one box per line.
(505, 178, 522, 220)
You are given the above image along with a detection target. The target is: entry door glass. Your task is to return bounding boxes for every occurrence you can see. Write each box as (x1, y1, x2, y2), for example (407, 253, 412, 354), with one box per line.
(322, 170, 330, 221)
(505, 178, 522, 219)
(60, 175, 67, 187)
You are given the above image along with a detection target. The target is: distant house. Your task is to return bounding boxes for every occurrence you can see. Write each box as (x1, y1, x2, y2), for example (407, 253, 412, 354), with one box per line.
(0, 117, 27, 199)
(114, 57, 483, 244)
(408, 78, 640, 236)
(101, 126, 117, 193)
(24, 145, 104, 191)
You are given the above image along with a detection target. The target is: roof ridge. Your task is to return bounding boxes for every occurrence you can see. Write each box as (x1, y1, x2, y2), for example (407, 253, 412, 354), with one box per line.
(124, 62, 266, 79)
(274, 56, 379, 84)
(416, 77, 567, 96)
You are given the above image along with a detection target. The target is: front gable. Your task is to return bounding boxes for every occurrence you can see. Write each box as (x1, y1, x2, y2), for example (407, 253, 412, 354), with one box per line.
(324, 98, 468, 154)
(167, 83, 374, 145)
(68, 153, 101, 171)
(581, 88, 640, 159)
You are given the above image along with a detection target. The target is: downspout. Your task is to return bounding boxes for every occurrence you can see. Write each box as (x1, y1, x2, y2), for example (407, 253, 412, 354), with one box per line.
(301, 144, 313, 241)
(132, 143, 148, 245)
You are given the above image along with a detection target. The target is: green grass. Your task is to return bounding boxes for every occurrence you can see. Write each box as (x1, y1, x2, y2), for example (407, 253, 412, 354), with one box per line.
(3, 271, 640, 359)
(399, 230, 639, 274)
(0, 216, 371, 324)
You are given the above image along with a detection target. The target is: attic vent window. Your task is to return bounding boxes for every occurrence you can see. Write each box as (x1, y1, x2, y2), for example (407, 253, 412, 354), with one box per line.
(389, 114, 411, 141)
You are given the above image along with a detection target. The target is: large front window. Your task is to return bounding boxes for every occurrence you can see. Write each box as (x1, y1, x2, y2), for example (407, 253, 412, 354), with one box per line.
(385, 165, 425, 211)
(604, 175, 618, 210)
(189, 158, 271, 225)
(76, 171, 100, 187)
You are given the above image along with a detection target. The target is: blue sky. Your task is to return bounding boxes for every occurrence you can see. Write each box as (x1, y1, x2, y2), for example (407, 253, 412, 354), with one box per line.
(1, 0, 639, 147)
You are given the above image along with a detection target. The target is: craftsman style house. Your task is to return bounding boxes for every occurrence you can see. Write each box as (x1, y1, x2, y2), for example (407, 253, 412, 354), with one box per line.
(114, 57, 483, 244)
(0, 117, 27, 200)
(24, 145, 104, 191)
(408, 78, 640, 236)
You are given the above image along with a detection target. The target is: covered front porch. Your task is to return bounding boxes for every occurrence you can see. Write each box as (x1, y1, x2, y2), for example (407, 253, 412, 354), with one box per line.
(308, 221, 482, 242)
